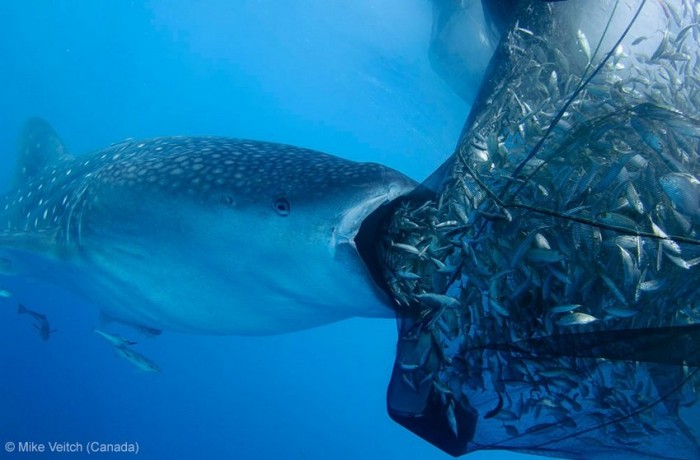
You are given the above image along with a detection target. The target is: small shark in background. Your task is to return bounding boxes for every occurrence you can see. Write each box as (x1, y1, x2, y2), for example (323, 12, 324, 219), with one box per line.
(17, 304, 57, 340)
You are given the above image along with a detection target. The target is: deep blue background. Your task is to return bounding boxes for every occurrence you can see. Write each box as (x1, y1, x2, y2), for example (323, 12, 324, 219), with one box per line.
(0, 2, 540, 459)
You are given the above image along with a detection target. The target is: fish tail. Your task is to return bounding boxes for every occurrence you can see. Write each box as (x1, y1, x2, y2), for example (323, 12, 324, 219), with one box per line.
(17, 303, 26, 314)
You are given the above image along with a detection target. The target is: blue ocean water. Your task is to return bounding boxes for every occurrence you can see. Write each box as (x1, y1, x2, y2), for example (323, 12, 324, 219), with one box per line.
(0, 2, 541, 459)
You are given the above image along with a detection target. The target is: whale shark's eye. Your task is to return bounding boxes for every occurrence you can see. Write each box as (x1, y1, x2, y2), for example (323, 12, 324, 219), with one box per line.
(273, 197, 290, 216)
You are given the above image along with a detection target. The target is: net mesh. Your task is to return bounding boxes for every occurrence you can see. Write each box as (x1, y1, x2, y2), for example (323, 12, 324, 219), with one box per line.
(382, 0, 700, 458)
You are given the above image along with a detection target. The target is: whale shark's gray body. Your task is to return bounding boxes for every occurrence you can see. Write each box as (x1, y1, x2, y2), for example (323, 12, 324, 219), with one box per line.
(0, 119, 415, 335)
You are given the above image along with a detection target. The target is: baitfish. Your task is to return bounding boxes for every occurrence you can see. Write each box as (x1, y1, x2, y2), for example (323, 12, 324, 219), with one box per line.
(382, 0, 700, 458)
(659, 172, 700, 221)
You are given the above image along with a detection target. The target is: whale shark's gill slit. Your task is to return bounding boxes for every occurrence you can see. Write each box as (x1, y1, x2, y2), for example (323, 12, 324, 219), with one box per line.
(62, 173, 93, 250)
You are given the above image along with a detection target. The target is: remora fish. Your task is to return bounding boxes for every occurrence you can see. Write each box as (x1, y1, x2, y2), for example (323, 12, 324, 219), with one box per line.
(94, 328, 137, 347)
(17, 303, 57, 340)
(0, 118, 416, 336)
(114, 346, 161, 373)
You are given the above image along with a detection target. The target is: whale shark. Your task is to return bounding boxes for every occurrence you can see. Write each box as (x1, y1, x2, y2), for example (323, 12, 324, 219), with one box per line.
(0, 118, 416, 335)
(8, 1, 697, 459)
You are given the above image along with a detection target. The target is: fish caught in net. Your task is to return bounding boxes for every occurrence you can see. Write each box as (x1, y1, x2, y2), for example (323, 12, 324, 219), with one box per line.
(380, 0, 700, 458)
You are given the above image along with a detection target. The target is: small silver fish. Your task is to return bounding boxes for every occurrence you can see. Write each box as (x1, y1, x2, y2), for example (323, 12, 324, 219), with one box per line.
(665, 254, 700, 270)
(638, 278, 664, 292)
(489, 297, 510, 317)
(549, 304, 582, 314)
(493, 409, 519, 422)
(392, 242, 423, 256)
(435, 220, 459, 229)
(526, 248, 566, 263)
(396, 271, 421, 281)
(446, 400, 459, 437)
(650, 220, 682, 255)
(659, 173, 700, 220)
(577, 30, 591, 63)
(603, 306, 639, 318)
(625, 183, 644, 215)
(617, 245, 638, 288)
(556, 312, 598, 326)
(414, 293, 461, 309)
(0, 288, 12, 298)
(597, 212, 638, 230)
(600, 273, 627, 304)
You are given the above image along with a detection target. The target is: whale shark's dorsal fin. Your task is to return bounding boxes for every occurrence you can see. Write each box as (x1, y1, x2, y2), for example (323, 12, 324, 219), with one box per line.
(12, 117, 70, 189)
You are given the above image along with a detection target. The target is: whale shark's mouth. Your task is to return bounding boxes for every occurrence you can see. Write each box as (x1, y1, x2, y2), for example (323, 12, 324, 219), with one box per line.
(353, 191, 416, 307)
(333, 184, 405, 248)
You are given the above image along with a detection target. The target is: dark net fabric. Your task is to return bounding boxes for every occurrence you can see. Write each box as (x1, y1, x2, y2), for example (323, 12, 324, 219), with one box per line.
(381, 0, 700, 458)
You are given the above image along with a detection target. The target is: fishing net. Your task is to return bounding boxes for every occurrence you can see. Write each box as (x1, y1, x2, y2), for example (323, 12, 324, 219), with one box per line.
(381, 0, 700, 458)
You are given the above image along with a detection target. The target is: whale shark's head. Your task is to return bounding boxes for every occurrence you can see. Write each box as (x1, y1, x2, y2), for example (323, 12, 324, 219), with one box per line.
(66, 137, 416, 334)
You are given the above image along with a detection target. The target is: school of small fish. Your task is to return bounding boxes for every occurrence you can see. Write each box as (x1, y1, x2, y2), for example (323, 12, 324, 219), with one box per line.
(383, 0, 700, 457)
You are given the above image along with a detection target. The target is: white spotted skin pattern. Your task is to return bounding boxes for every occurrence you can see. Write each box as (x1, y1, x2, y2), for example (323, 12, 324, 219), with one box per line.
(1, 156, 88, 242)
(0, 136, 417, 335)
(1, 137, 397, 240)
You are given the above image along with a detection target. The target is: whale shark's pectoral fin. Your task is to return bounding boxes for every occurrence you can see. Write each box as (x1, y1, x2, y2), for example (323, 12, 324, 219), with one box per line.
(96, 311, 162, 339)
(12, 117, 71, 189)
(0, 245, 57, 277)
(135, 326, 162, 338)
